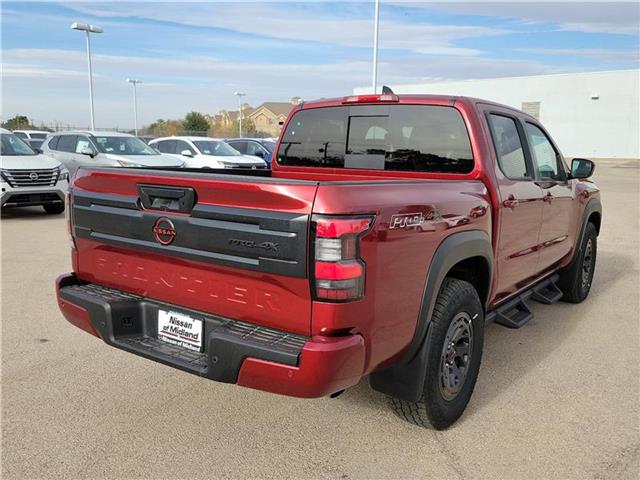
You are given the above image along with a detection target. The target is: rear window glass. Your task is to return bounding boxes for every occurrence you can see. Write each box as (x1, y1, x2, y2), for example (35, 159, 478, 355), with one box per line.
(277, 105, 473, 173)
(488, 114, 529, 179)
(48, 135, 60, 150)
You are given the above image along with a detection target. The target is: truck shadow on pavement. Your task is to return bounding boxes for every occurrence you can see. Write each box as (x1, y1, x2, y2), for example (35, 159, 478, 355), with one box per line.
(0, 206, 63, 220)
(338, 249, 634, 426)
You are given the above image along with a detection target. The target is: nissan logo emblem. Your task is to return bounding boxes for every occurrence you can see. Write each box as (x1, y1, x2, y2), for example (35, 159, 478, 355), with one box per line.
(29, 172, 39, 180)
(152, 217, 176, 245)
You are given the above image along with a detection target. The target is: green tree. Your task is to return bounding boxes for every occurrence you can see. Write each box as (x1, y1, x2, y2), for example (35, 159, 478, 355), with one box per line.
(241, 117, 258, 136)
(2, 115, 31, 130)
(145, 118, 184, 137)
(183, 112, 209, 133)
(208, 117, 258, 138)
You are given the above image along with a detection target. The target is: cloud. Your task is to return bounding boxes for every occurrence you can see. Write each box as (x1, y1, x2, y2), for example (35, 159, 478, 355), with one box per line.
(3, 2, 634, 127)
(1, 64, 87, 78)
(2, 47, 559, 127)
(426, 1, 640, 36)
(65, 2, 510, 55)
(515, 47, 640, 63)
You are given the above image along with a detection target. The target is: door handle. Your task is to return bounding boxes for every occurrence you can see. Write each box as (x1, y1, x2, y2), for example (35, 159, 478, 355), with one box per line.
(502, 195, 519, 209)
(543, 192, 554, 203)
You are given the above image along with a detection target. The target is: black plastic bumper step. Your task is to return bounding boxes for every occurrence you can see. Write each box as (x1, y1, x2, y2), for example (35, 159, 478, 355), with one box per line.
(58, 277, 309, 383)
(118, 336, 209, 372)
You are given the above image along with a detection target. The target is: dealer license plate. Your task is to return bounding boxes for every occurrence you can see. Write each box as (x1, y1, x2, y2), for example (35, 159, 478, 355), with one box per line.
(157, 309, 203, 352)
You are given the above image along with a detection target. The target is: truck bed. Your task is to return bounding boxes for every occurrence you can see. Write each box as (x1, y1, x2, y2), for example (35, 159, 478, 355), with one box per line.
(68, 166, 491, 372)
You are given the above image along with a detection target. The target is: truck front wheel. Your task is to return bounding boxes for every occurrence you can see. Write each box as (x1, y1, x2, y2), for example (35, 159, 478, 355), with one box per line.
(391, 278, 484, 430)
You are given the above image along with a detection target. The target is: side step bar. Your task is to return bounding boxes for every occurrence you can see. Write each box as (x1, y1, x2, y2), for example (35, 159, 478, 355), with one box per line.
(486, 274, 561, 329)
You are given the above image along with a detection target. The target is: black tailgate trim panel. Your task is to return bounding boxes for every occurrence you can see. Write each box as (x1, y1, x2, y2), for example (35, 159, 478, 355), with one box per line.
(73, 191, 309, 277)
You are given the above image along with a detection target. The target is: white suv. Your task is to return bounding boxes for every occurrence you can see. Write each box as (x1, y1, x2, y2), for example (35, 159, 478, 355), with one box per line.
(41, 131, 184, 174)
(1, 128, 69, 214)
(12, 130, 50, 141)
(149, 136, 267, 169)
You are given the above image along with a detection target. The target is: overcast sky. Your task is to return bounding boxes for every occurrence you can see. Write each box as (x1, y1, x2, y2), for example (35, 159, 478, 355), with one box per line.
(2, 1, 639, 129)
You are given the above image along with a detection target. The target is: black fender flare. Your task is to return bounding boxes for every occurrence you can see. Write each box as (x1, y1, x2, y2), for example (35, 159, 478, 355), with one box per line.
(577, 197, 602, 243)
(560, 197, 602, 277)
(370, 230, 493, 401)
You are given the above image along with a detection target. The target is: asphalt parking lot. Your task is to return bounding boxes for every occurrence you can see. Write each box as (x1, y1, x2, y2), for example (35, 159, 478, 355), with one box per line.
(1, 160, 638, 479)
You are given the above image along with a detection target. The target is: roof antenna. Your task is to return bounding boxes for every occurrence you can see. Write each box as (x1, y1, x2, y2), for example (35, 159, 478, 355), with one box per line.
(381, 85, 394, 95)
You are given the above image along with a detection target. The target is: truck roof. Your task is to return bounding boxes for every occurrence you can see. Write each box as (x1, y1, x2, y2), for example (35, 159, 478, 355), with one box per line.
(299, 93, 526, 117)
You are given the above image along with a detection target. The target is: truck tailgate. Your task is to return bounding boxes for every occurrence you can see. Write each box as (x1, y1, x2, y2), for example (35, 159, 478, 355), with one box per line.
(70, 168, 318, 335)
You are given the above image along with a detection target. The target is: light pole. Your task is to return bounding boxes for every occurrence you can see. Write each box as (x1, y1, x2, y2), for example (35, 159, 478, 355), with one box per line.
(234, 91, 246, 137)
(126, 79, 142, 135)
(71, 22, 103, 130)
(372, 0, 380, 93)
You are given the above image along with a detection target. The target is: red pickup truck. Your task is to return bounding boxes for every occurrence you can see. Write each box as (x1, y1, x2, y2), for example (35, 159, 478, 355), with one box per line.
(56, 92, 601, 429)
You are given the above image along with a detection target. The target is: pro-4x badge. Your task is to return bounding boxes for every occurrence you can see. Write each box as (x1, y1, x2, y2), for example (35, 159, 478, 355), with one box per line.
(389, 212, 425, 229)
(228, 238, 279, 254)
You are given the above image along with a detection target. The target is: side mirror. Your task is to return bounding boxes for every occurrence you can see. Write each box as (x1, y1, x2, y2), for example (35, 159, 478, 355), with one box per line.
(181, 149, 194, 157)
(571, 158, 595, 179)
(34, 148, 43, 154)
(254, 150, 264, 158)
(80, 147, 96, 157)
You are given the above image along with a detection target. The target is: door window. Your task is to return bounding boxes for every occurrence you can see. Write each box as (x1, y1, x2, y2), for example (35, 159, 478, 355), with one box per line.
(175, 140, 195, 155)
(525, 123, 565, 181)
(246, 142, 264, 156)
(56, 135, 78, 153)
(155, 140, 176, 154)
(229, 141, 247, 154)
(488, 114, 530, 179)
(75, 136, 93, 154)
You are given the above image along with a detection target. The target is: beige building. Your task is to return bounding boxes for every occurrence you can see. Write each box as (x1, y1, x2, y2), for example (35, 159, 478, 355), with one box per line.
(206, 103, 253, 130)
(208, 97, 302, 137)
(355, 70, 639, 159)
(248, 97, 301, 136)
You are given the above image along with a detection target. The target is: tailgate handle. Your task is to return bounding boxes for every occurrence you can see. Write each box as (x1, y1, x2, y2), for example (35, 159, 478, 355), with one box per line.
(138, 185, 196, 213)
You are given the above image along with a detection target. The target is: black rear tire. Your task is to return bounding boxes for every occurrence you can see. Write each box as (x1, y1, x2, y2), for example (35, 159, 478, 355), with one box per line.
(391, 278, 484, 430)
(43, 203, 65, 215)
(558, 222, 597, 303)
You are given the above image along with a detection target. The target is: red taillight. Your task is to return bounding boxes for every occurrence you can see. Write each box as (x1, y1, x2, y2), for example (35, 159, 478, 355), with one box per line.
(65, 192, 76, 250)
(342, 94, 399, 104)
(312, 215, 374, 302)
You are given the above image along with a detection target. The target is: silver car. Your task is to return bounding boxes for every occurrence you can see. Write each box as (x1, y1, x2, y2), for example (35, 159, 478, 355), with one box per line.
(41, 131, 184, 174)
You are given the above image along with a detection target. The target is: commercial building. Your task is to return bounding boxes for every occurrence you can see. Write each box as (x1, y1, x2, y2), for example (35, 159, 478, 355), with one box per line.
(355, 69, 639, 159)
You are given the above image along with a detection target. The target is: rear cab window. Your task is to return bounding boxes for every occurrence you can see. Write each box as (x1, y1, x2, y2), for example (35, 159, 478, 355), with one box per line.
(277, 105, 474, 174)
(487, 114, 530, 180)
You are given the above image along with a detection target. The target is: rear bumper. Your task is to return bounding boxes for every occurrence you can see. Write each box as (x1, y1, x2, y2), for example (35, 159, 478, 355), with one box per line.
(56, 274, 365, 398)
